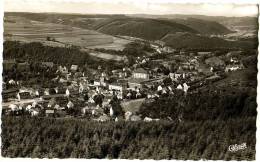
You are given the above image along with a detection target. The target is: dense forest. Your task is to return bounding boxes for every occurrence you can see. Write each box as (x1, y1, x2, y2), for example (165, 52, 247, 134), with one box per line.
(162, 32, 258, 50)
(3, 41, 125, 70)
(138, 87, 257, 121)
(1, 116, 256, 160)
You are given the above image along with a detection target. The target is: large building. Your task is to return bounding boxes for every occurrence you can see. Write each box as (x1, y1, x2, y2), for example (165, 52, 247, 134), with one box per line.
(108, 82, 127, 92)
(132, 68, 150, 79)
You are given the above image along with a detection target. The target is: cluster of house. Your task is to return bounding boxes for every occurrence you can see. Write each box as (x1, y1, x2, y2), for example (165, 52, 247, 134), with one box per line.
(2, 47, 246, 121)
(2, 60, 190, 121)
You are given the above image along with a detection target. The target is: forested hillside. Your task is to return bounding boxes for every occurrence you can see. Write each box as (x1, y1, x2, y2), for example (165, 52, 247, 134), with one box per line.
(92, 18, 197, 40)
(161, 32, 257, 50)
(138, 87, 256, 120)
(171, 18, 232, 35)
(1, 116, 256, 160)
(131, 14, 258, 30)
(3, 41, 124, 70)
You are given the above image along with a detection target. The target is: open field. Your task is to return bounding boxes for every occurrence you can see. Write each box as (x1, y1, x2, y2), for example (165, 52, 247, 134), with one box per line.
(87, 51, 124, 61)
(121, 98, 146, 113)
(87, 36, 130, 50)
(4, 15, 131, 50)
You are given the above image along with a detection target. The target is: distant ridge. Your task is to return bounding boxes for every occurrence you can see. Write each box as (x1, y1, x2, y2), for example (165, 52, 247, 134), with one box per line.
(4, 12, 257, 50)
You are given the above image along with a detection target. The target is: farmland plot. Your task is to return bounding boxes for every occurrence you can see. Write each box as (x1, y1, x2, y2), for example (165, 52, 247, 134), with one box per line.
(4, 15, 130, 50)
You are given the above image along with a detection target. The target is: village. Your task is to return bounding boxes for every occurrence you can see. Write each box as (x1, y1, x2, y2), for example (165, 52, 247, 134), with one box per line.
(2, 41, 246, 122)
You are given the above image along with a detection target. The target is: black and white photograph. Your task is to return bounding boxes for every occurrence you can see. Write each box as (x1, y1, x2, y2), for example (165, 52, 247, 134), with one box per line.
(1, 0, 259, 160)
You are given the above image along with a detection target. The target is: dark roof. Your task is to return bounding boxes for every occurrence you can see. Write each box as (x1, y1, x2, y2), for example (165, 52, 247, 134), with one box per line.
(134, 68, 148, 74)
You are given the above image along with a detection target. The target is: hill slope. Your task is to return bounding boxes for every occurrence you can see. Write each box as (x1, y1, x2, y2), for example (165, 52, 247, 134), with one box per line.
(131, 14, 258, 31)
(5, 12, 232, 37)
(162, 32, 256, 50)
(93, 18, 198, 40)
(172, 18, 232, 35)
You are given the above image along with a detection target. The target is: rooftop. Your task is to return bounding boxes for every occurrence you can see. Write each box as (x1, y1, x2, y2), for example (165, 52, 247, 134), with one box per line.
(134, 68, 148, 74)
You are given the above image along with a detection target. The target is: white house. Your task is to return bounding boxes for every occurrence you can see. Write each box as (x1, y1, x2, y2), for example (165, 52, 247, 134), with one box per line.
(183, 83, 189, 93)
(133, 68, 149, 79)
(17, 93, 21, 101)
(65, 89, 70, 97)
(67, 101, 74, 109)
(31, 110, 39, 116)
(44, 89, 50, 96)
(157, 85, 163, 91)
(108, 83, 127, 92)
(177, 84, 183, 90)
(71, 65, 78, 72)
(109, 107, 114, 117)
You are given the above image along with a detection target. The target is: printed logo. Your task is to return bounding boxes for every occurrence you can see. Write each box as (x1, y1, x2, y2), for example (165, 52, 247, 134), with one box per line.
(228, 143, 247, 152)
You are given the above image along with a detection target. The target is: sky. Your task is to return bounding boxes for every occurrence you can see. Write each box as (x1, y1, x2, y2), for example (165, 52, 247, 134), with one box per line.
(4, 0, 259, 17)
